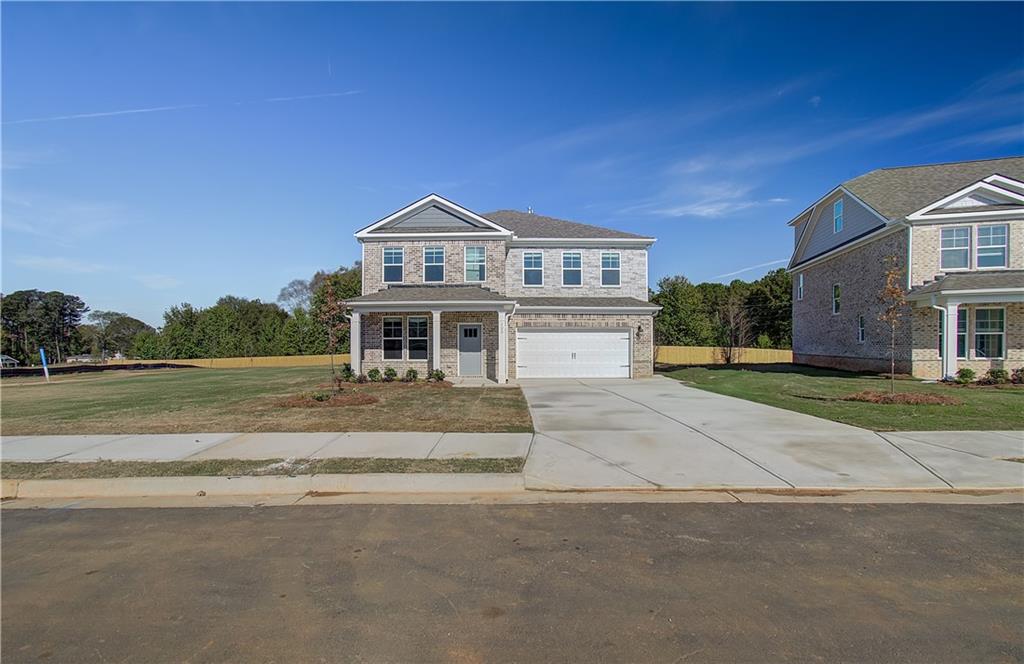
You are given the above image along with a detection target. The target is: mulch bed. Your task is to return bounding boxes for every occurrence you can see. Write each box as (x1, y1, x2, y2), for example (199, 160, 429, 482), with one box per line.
(320, 381, 454, 390)
(839, 390, 963, 406)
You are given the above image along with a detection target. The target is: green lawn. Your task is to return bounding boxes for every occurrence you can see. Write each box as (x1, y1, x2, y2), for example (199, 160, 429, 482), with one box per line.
(0, 367, 533, 435)
(660, 364, 1024, 431)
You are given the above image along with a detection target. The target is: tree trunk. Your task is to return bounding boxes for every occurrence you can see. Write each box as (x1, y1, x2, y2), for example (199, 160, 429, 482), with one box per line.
(890, 324, 896, 395)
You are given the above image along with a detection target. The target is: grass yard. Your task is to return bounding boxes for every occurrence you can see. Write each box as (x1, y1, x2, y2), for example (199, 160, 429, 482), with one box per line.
(0, 367, 533, 435)
(661, 363, 1024, 431)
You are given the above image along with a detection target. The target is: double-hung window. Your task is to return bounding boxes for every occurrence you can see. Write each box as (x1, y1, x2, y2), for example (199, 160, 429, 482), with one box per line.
(382, 317, 403, 360)
(383, 247, 404, 283)
(465, 246, 486, 282)
(601, 252, 620, 286)
(857, 315, 865, 343)
(407, 317, 428, 360)
(938, 307, 967, 359)
(833, 199, 844, 233)
(523, 252, 543, 286)
(976, 224, 1008, 268)
(974, 308, 1005, 359)
(831, 284, 840, 314)
(562, 252, 582, 286)
(423, 246, 445, 282)
(940, 227, 970, 270)
(796, 273, 804, 300)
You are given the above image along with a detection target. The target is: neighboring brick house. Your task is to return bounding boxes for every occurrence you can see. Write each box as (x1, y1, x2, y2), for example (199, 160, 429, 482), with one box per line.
(788, 156, 1024, 379)
(347, 194, 659, 382)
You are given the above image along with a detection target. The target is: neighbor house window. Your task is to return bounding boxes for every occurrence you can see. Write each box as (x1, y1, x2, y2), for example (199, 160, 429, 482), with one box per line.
(857, 315, 865, 343)
(938, 307, 967, 359)
(796, 273, 804, 300)
(974, 308, 1005, 359)
(562, 252, 582, 286)
(523, 252, 543, 286)
(465, 246, 486, 282)
(423, 246, 445, 282)
(601, 252, 620, 286)
(833, 199, 844, 233)
(383, 247, 404, 283)
(382, 317, 403, 360)
(940, 227, 970, 270)
(407, 317, 428, 360)
(976, 224, 1008, 269)
(831, 284, 840, 314)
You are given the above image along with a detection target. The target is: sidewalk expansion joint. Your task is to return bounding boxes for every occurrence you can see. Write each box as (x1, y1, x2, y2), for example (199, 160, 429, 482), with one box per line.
(874, 432, 954, 489)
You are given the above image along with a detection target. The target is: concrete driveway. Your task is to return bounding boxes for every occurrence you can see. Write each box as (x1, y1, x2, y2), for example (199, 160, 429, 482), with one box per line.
(520, 376, 1023, 490)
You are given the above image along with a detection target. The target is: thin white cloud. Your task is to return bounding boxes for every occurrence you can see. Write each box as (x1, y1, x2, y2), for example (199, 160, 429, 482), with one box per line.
(711, 258, 788, 280)
(134, 274, 183, 290)
(934, 124, 1024, 150)
(264, 90, 361, 102)
(3, 104, 204, 126)
(808, 95, 822, 108)
(13, 255, 110, 274)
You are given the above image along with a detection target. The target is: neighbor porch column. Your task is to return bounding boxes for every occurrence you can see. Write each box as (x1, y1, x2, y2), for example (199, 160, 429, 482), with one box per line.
(942, 301, 959, 380)
(350, 310, 361, 375)
(497, 310, 509, 384)
(432, 310, 442, 372)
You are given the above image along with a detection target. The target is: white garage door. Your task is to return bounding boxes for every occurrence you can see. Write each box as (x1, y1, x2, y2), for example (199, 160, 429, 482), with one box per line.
(516, 329, 631, 378)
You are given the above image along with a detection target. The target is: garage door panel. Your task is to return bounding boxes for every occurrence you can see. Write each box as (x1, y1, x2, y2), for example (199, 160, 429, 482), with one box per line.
(517, 329, 630, 378)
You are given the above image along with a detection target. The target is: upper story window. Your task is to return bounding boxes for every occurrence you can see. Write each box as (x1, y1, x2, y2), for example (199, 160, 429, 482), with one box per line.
(523, 252, 543, 286)
(601, 252, 620, 287)
(383, 247, 404, 283)
(423, 247, 444, 282)
(976, 224, 1008, 269)
(796, 273, 804, 300)
(562, 252, 582, 286)
(940, 227, 970, 270)
(833, 199, 843, 233)
(831, 283, 840, 314)
(465, 246, 486, 282)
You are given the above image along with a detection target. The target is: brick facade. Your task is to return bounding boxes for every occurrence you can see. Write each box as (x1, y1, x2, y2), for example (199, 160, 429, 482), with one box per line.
(910, 302, 1024, 379)
(909, 220, 1024, 286)
(361, 239, 506, 295)
(503, 247, 649, 300)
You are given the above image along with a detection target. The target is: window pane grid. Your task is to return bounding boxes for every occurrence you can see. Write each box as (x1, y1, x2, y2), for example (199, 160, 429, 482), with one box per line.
(383, 317, 403, 359)
(976, 225, 1008, 268)
(383, 247, 403, 282)
(562, 252, 582, 286)
(423, 247, 444, 282)
(407, 317, 428, 360)
(940, 227, 970, 269)
(465, 246, 486, 282)
(974, 309, 1005, 359)
(523, 252, 543, 285)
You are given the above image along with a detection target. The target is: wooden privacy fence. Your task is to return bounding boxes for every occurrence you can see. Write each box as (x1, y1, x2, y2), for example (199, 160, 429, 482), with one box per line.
(104, 354, 351, 369)
(655, 346, 792, 365)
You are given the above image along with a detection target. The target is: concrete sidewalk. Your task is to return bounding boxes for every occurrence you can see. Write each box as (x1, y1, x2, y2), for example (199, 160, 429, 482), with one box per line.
(0, 432, 533, 462)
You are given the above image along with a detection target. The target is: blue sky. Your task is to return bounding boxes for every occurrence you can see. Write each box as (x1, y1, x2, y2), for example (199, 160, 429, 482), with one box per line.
(3, 2, 1023, 326)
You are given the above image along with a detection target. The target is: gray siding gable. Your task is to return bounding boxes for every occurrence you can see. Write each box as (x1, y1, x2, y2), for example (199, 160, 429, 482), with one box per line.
(376, 205, 491, 232)
(793, 191, 885, 265)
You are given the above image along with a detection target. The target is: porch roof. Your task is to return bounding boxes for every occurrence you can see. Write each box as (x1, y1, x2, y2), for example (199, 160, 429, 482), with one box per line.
(347, 285, 514, 310)
(907, 270, 1024, 303)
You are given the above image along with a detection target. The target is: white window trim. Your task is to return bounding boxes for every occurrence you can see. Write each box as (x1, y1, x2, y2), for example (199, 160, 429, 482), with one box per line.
(422, 246, 445, 283)
(939, 225, 972, 272)
(382, 247, 404, 284)
(973, 306, 1006, 360)
(975, 223, 1009, 271)
(464, 246, 486, 283)
(833, 199, 843, 234)
(938, 307, 968, 360)
(522, 251, 544, 287)
(831, 283, 840, 315)
(561, 251, 583, 288)
(600, 251, 621, 288)
(796, 273, 804, 301)
(382, 315, 405, 361)
(406, 315, 429, 362)
(857, 315, 865, 343)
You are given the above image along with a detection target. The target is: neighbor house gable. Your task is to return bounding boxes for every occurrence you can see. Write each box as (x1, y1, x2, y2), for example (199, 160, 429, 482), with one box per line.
(789, 187, 888, 268)
(906, 176, 1024, 221)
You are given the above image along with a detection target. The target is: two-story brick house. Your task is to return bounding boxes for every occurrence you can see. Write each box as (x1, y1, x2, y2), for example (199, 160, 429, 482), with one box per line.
(347, 194, 659, 382)
(788, 156, 1024, 379)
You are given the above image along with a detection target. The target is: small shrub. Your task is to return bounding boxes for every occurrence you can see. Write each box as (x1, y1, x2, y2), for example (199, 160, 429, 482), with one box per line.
(311, 391, 332, 402)
(402, 368, 419, 382)
(982, 368, 1010, 385)
(355, 373, 369, 384)
(954, 367, 975, 385)
(383, 367, 398, 382)
(367, 368, 382, 382)
(338, 363, 355, 382)
(1012, 367, 1024, 384)
(428, 369, 446, 382)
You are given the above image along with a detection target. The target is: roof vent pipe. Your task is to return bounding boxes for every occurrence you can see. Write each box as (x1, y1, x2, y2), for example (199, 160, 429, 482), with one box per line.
(527, 206, 534, 214)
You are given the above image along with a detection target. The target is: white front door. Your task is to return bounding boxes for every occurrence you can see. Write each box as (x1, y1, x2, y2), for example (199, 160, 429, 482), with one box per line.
(516, 329, 630, 378)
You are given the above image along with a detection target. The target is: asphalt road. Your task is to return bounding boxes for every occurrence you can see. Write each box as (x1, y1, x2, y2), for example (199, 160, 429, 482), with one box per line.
(3, 504, 1022, 663)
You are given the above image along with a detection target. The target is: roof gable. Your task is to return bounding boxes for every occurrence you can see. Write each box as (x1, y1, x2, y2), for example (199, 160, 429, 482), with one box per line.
(907, 177, 1024, 221)
(356, 194, 512, 238)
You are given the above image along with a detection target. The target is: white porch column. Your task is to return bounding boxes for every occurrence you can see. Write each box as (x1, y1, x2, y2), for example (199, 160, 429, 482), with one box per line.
(432, 310, 442, 372)
(350, 311, 361, 375)
(497, 311, 509, 384)
(942, 302, 959, 380)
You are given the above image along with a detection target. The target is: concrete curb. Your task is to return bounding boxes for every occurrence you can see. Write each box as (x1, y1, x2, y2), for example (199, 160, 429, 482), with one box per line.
(3, 473, 524, 499)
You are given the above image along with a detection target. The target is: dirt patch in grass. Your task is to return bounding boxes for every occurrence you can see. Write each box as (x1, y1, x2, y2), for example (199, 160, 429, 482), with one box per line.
(278, 392, 380, 408)
(839, 390, 963, 406)
(0, 457, 525, 480)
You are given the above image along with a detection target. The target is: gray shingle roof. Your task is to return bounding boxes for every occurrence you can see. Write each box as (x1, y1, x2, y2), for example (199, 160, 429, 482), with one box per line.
(515, 296, 660, 309)
(907, 270, 1024, 299)
(348, 285, 512, 303)
(843, 156, 1024, 221)
(484, 210, 651, 240)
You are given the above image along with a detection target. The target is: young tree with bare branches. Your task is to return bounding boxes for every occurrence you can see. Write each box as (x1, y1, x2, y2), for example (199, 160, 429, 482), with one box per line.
(878, 255, 907, 395)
